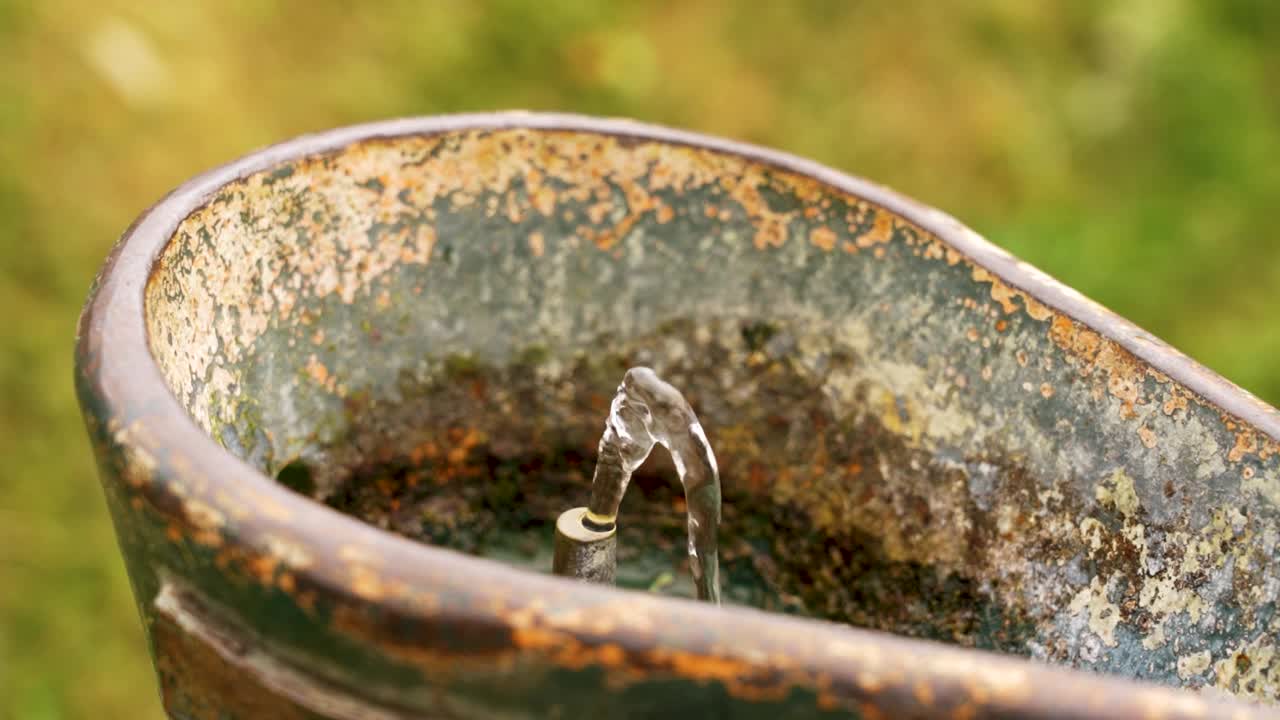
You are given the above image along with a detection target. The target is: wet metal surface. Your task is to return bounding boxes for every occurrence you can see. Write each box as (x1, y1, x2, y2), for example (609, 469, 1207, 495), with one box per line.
(77, 113, 1280, 718)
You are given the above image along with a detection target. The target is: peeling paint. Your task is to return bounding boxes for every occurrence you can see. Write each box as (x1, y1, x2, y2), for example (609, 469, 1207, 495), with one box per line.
(1070, 577, 1122, 647)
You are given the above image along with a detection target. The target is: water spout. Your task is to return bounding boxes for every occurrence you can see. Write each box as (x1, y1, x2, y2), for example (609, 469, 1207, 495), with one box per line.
(553, 367, 722, 604)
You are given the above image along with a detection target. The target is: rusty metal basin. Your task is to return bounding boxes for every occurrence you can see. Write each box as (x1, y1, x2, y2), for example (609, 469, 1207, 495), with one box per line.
(75, 113, 1280, 719)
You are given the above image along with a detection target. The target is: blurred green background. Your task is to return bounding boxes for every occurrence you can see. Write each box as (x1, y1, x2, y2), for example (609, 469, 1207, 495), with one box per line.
(2, 1, 1279, 718)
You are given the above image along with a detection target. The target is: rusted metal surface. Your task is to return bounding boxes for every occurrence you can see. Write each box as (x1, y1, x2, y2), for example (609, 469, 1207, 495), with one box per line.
(75, 112, 1280, 718)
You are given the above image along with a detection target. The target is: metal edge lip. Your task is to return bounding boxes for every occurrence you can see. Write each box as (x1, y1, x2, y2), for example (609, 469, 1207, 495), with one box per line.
(75, 111, 1279, 710)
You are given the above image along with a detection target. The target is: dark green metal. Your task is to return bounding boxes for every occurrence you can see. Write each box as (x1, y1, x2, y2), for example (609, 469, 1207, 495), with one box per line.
(75, 113, 1280, 719)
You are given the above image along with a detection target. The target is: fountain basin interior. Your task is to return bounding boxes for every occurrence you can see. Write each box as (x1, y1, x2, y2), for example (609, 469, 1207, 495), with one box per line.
(83, 115, 1280, 718)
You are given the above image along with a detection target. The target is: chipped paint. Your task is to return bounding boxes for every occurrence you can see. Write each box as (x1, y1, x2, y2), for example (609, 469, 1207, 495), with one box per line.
(1178, 650, 1213, 681)
(1096, 469, 1141, 520)
(1070, 577, 1122, 648)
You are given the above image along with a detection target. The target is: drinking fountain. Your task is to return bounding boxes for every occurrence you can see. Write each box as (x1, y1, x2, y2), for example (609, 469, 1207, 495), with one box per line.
(75, 113, 1280, 719)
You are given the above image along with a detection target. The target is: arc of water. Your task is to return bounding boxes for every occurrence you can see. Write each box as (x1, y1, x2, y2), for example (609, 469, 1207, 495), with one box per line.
(586, 367, 722, 604)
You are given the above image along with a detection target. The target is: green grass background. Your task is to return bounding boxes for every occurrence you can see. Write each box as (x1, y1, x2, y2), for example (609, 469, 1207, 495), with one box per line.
(2, 1, 1279, 718)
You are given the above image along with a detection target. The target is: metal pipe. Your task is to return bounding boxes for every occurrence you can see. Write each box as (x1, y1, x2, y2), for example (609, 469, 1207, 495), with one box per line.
(552, 507, 617, 584)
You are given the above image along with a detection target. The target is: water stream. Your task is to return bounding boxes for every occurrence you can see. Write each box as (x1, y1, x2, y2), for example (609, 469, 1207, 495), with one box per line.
(586, 367, 722, 604)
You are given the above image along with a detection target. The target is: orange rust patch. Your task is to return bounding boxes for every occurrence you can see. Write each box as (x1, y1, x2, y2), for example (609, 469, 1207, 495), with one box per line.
(857, 212, 894, 248)
(1137, 426, 1158, 449)
(293, 590, 318, 614)
(1106, 365, 1140, 406)
(987, 279, 1022, 315)
(1048, 316, 1101, 365)
(1024, 298, 1052, 321)
(809, 226, 837, 252)
(596, 643, 627, 668)
(528, 231, 545, 258)
(857, 702, 886, 720)
(1229, 430, 1258, 463)
(753, 220, 787, 250)
(445, 428, 485, 465)
(662, 649, 756, 684)
(1044, 312, 1197, 427)
(409, 439, 440, 465)
(304, 355, 334, 391)
(971, 267, 1053, 321)
(912, 680, 935, 706)
(450, 619, 820, 704)
(532, 185, 556, 216)
(248, 554, 278, 584)
(1039, 383, 1054, 399)
(348, 565, 386, 601)
(1162, 393, 1188, 416)
(170, 500, 226, 548)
